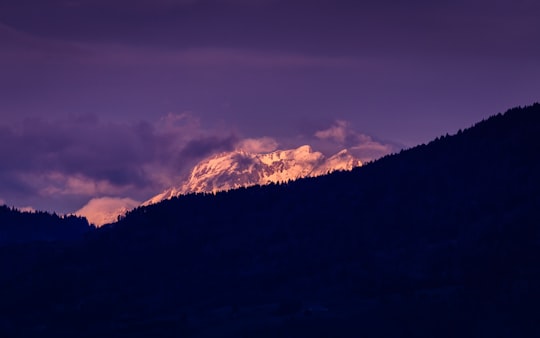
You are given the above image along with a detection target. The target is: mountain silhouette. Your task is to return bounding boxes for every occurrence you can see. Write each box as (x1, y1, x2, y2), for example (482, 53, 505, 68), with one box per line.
(1, 103, 539, 337)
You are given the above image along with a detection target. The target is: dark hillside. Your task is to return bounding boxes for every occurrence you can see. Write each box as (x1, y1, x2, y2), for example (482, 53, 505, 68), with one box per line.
(0, 205, 92, 245)
(1, 103, 539, 337)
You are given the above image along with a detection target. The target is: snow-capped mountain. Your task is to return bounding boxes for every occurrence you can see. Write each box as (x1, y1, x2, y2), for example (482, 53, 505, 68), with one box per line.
(144, 145, 361, 205)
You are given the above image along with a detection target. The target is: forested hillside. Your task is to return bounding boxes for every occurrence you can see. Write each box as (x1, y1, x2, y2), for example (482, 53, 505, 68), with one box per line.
(1, 104, 539, 337)
(0, 205, 92, 245)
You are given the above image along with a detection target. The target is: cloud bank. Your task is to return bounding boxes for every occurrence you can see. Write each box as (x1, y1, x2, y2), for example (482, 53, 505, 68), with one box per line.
(0, 111, 394, 219)
(0, 112, 235, 213)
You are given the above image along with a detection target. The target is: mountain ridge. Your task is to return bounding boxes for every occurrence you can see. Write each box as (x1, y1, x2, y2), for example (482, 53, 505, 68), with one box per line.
(143, 145, 361, 205)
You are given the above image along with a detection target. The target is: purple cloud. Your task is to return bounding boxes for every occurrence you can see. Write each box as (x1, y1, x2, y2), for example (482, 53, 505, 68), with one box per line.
(315, 120, 349, 144)
(314, 120, 395, 162)
(83, 45, 361, 68)
(0, 22, 86, 63)
(0, 108, 394, 215)
(0, 112, 235, 213)
(236, 137, 278, 153)
(178, 135, 237, 159)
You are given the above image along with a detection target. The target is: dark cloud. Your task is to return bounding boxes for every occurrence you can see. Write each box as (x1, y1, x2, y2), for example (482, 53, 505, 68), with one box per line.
(0, 113, 235, 213)
(1, 1, 538, 134)
(2, 0, 538, 60)
(0, 23, 88, 65)
(0, 110, 394, 214)
(178, 135, 238, 160)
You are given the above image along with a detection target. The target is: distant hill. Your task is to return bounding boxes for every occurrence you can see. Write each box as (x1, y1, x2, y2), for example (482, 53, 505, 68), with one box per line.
(1, 103, 540, 337)
(0, 205, 93, 245)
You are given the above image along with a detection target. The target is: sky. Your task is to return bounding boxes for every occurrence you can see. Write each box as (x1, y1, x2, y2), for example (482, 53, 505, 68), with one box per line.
(1, 0, 539, 216)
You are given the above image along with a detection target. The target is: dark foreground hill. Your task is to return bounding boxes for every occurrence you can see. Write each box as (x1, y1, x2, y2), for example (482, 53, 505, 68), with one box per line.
(1, 104, 540, 337)
(0, 205, 92, 245)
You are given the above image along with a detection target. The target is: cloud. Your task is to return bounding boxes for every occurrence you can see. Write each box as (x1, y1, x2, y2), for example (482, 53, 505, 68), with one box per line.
(1, 19, 364, 71)
(0, 110, 396, 216)
(236, 137, 278, 153)
(179, 135, 238, 159)
(0, 115, 155, 187)
(59, 0, 273, 10)
(0, 112, 235, 213)
(75, 197, 140, 226)
(78, 45, 360, 69)
(31, 172, 133, 197)
(2, 22, 356, 69)
(315, 120, 349, 143)
(314, 120, 395, 162)
(348, 135, 394, 163)
(0, 22, 87, 63)
(156, 112, 202, 137)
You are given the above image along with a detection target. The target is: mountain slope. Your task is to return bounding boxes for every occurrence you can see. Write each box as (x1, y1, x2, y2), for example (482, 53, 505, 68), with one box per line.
(144, 145, 361, 205)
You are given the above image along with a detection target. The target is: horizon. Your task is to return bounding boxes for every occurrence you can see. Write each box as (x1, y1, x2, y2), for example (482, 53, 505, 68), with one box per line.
(1, 0, 539, 216)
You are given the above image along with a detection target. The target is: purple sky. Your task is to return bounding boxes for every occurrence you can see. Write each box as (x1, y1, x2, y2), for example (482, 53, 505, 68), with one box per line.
(1, 0, 539, 214)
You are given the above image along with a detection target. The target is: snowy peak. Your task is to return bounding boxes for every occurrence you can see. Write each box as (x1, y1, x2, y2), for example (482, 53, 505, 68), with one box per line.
(144, 145, 362, 205)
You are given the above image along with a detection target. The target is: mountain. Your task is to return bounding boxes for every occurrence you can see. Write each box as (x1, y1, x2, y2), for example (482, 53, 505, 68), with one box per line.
(144, 145, 361, 205)
(74, 146, 360, 226)
(1, 104, 540, 337)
